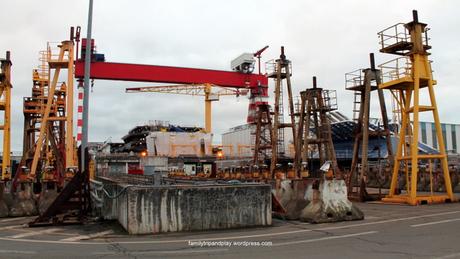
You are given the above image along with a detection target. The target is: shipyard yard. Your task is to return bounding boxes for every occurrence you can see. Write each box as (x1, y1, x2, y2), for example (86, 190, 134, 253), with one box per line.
(1, 1, 460, 258)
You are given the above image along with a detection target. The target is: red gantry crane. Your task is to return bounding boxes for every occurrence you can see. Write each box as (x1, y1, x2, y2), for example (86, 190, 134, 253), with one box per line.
(74, 41, 269, 134)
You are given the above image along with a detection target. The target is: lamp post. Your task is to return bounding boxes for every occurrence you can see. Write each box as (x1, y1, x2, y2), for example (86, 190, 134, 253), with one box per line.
(81, 0, 93, 171)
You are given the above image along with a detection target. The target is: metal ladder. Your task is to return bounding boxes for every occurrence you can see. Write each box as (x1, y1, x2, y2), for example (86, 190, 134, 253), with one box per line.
(352, 91, 362, 122)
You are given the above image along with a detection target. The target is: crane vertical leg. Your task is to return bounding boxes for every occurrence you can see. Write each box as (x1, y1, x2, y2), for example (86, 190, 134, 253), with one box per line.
(204, 84, 212, 134)
(0, 51, 12, 217)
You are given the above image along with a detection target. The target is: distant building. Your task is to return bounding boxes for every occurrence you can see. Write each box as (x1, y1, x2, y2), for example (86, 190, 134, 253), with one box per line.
(418, 121, 460, 153)
(221, 113, 451, 162)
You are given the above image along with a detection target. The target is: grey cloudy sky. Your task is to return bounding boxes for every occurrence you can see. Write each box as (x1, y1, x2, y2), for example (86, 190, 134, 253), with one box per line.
(1, 0, 460, 151)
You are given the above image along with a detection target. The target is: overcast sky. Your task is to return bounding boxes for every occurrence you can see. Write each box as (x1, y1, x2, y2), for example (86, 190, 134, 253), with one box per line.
(1, 0, 460, 151)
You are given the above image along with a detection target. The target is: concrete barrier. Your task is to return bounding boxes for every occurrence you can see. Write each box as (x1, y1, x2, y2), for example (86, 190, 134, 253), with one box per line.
(98, 177, 272, 234)
(300, 179, 364, 223)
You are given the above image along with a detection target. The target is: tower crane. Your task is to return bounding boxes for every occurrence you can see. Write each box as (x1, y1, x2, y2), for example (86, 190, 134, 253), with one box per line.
(126, 84, 248, 133)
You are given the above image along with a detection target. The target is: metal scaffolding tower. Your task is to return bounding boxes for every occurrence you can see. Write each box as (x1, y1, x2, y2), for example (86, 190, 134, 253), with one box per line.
(266, 47, 297, 177)
(28, 38, 76, 187)
(379, 10, 456, 205)
(253, 103, 273, 171)
(345, 53, 393, 201)
(295, 77, 338, 177)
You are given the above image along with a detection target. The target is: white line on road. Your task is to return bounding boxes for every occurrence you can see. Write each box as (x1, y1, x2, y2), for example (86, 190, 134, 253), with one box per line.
(60, 230, 114, 242)
(0, 210, 458, 245)
(411, 218, 460, 228)
(318, 210, 460, 232)
(0, 225, 22, 231)
(0, 249, 36, 254)
(434, 252, 460, 259)
(0, 217, 28, 223)
(272, 231, 378, 247)
(9, 228, 60, 239)
(93, 248, 229, 256)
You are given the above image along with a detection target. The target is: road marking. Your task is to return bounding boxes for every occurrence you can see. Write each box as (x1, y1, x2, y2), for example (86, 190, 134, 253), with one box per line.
(0, 210, 457, 245)
(364, 216, 381, 220)
(434, 252, 460, 259)
(0, 217, 28, 223)
(0, 249, 36, 254)
(272, 231, 378, 247)
(9, 228, 60, 239)
(0, 225, 22, 231)
(93, 248, 229, 256)
(317, 210, 460, 232)
(60, 230, 114, 242)
(411, 218, 460, 228)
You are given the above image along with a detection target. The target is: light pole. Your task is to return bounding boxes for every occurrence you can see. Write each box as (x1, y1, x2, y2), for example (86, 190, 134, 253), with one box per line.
(81, 0, 93, 171)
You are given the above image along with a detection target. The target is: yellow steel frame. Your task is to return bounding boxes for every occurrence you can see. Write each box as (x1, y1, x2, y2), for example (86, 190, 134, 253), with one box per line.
(379, 15, 456, 205)
(126, 84, 242, 133)
(29, 40, 75, 180)
(0, 52, 12, 181)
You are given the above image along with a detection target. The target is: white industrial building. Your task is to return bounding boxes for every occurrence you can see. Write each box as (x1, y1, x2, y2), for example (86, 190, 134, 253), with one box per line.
(418, 121, 460, 153)
(221, 124, 295, 158)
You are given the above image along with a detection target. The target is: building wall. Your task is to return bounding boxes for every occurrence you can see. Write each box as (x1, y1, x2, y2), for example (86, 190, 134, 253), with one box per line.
(221, 124, 253, 157)
(419, 121, 460, 153)
(145, 132, 213, 157)
(221, 124, 294, 158)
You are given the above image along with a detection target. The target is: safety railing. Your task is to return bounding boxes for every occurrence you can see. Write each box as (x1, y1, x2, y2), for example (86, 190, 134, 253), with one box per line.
(322, 90, 338, 111)
(265, 59, 292, 77)
(378, 23, 409, 50)
(378, 23, 431, 51)
(378, 56, 412, 84)
(37, 50, 49, 81)
(345, 69, 364, 89)
(47, 41, 71, 63)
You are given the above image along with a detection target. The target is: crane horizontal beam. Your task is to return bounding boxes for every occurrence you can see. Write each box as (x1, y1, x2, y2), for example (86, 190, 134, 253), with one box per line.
(74, 61, 268, 88)
(126, 84, 246, 97)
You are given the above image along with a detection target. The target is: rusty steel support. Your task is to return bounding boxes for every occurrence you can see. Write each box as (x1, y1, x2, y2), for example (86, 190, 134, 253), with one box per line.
(345, 53, 393, 201)
(296, 77, 339, 177)
(253, 104, 273, 169)
(268, 47, 297, 177)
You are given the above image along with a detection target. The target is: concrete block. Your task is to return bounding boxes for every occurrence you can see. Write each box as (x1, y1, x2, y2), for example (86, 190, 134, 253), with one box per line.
(98, 178, 272, 234)
(300, 179, 364, 223)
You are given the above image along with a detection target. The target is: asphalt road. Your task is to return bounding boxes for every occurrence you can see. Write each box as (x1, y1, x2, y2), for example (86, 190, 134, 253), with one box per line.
(0, 202, 459, 258)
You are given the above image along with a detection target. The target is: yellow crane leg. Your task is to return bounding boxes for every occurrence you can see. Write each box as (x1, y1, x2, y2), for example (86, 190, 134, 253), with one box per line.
(204, 84, 212, 133)
(1, 52, 12, 181)
(2, 85, 11, 180)
(65, 41, 75, 172)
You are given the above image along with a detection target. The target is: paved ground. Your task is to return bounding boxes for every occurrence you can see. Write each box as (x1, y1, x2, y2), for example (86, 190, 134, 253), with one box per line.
(0, 202, 459, 258)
